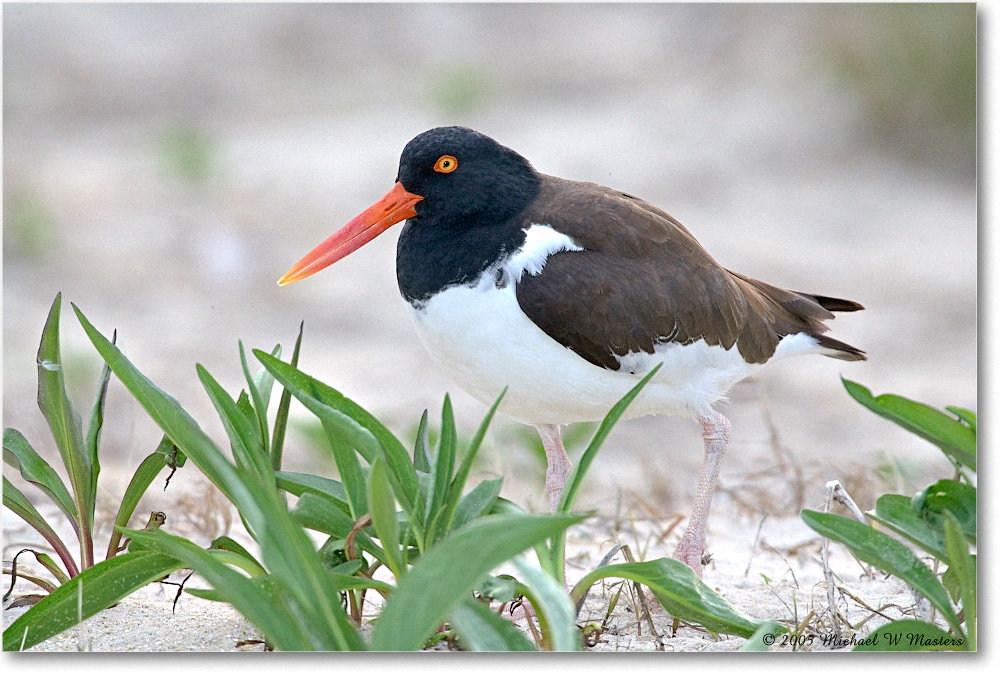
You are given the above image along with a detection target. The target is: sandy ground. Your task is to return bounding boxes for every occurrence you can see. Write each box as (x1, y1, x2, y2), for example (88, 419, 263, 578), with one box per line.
(2, 490, 932, 652)
(3, 4, 977, 654)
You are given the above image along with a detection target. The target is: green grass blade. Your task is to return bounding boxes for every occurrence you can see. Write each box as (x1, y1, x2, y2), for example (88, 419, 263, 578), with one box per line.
(434, 389, 505, 540)
(105, 440, 173, 560)
(852, 619, 968, 651)
(842, 378, 976, 470)
(271, 322, 304, 471)
(868, 494, 948, 561)
(72, 306, 361, 649)
(432, 394, 457, 518)
(72, 304, 264, 529)
(323, 423, 368, 520)
(512, 555, 580, 651)
(449, 596, 537, 651)
(489, 497, 552, 571)
(368, 458, 405, 579)
(548, 365, 660, 580)
(240, 497, 366, 651)
(3, 476, 79, 578)
(275, 470, 350, 511)
(253, 350, 419, 511)
(210, 536, 267, 576)
(425, 396, 457, 545)
(197, 364, 273, 487)
(371, 513, 583, 651)
(801, 509, 962, 634)
(240, 341, 278, 456)
(327, 574, 395, 595)
(571, 558, 766, 638)
(2, 550, 182, 651)
(84, 332, 113, 520)
(4, 427, 78, 525)
(943, 512, 975, 650)
(413, 409, 431, 473)
(558, 364, 661, 513)
(290, 493, 385, 563)
(291, 492, 361, 537)
(37, 293, 93, 568)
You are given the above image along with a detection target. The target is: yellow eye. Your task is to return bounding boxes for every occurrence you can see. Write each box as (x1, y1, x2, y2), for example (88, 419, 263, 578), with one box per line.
(434, 155, 458, 173)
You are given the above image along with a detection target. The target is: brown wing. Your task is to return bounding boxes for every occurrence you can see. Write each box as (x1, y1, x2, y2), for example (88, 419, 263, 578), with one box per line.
(515, 176, 865, 370)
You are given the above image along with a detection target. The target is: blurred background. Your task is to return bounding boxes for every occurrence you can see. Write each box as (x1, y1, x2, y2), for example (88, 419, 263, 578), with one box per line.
(3, 4, 976, 526)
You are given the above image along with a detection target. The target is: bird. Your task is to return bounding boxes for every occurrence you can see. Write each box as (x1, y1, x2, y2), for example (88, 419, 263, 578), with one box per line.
(278, 126, 864, 576)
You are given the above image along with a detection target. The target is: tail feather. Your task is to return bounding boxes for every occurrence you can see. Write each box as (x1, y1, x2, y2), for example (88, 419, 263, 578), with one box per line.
(800, 293, 865, 313)
(816, 334, 867, 361)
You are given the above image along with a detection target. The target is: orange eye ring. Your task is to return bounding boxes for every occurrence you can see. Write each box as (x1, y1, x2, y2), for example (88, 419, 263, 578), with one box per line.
(434, 155, 458, 173)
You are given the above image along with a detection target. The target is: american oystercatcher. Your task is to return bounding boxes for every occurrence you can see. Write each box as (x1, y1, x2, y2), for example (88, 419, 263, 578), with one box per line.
(279, 126, 865, 575)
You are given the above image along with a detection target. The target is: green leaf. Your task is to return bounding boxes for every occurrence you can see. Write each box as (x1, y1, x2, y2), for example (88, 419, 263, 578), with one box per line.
(852, 619, 968, 651)
(371, 513, 583, 651)
(943, 512, 975, 650)
(571, 558, 766, 638)
(3, 427, 78, 525)
(801, 509, 962, 634)
(368, 458, 405, 580)
(449, 597, 536, 651)
(2, 551, 183, 651)
(841, 379, 976, 470)
(511, 556, 580, 651)
(3, 476, 79, 578)
(945, 406, 976, 431)
(912, 479, 976, 545)
(868, 493, 948, 562)
(105, 440, 173, 560)
(37, 293, 94, 568)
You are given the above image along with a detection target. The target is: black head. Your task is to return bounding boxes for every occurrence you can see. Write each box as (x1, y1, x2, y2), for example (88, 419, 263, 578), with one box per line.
(395, 127, 541, 227)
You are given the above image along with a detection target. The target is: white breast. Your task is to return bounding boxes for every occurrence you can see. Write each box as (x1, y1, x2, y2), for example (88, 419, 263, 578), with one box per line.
(406, 224, 823, 425)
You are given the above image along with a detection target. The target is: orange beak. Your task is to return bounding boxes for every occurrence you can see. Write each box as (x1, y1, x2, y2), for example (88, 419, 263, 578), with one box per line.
(278, 182, 424, 285)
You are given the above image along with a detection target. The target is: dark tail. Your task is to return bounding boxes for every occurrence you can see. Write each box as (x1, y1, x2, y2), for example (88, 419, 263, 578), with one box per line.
(803, 293, 865, 313)
(796, 291, 866, 361)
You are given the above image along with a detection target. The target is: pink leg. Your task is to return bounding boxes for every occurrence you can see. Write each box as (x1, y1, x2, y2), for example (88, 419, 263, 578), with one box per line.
(535, 424, 572, 512)
(672, 409, 731, 577)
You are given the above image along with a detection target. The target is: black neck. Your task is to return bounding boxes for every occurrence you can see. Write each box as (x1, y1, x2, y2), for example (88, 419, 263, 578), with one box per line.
(396, 210, 528, 305)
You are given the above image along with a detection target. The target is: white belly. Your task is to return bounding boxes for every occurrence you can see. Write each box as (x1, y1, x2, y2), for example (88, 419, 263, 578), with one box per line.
(408, 279, 818, 425)
(405, 224, 824, 425)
